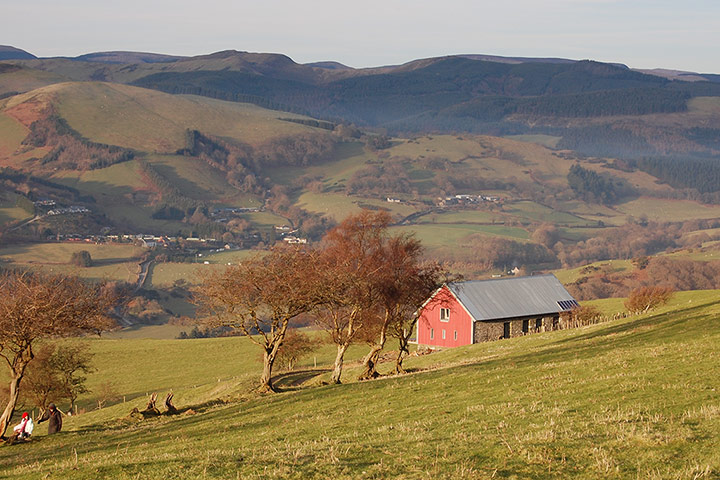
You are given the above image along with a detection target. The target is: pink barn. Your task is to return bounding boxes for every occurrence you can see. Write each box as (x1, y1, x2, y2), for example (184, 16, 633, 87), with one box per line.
(417, 274, 578, 348)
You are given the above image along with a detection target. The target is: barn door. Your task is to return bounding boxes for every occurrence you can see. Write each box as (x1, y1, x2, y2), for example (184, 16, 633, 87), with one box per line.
(503, 322, 510, 339)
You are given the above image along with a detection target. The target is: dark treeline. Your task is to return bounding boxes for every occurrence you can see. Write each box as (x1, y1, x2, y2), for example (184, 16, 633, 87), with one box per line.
(0, 167, 89, 202)
(442, 88, 688, 122)
(130, 57, 720, 130)
(566, 164, 628, 204)
(22, 112, 135, 170)
(632, 156, 720, 194)
(178, 129, 337, 199)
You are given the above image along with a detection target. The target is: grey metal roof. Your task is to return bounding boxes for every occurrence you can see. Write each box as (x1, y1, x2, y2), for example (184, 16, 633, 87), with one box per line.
(446, 274, 577, 321)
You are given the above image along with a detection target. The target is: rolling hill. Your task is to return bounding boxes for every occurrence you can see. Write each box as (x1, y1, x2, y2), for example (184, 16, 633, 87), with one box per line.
(0, 291, 718, 478)
(2, 47, 720, 302)
(5, 48, 720, 165)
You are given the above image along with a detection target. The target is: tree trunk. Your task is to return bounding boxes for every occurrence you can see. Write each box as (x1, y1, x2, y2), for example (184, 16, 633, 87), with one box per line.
(395, 339, 409, 374)
(358, 344, 383, 380)
(359, 320, 389, 380)
(0, 374, 22, 438)
(330, 343, 349, 384)
(395, 317, 418, 374)
(258, 349, 276, 393)
(258, 320, 291, 393)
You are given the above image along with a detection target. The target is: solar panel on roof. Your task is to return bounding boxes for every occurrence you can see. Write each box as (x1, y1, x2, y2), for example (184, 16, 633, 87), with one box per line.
(556, 299, 579, 310)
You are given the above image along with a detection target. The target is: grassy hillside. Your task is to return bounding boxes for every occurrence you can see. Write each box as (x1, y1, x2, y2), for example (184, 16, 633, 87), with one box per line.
(1, 291, 718, 478)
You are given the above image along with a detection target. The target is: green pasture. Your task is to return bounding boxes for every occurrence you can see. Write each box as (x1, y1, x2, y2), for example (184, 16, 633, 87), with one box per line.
(148, 155, 244, 203)
(417, 210, 500, 224)
(0, 242, 145, 283)
(147, 262, 210, 287)
(0, 111, 27, 158)
(504, 134, 562, 148)
(687, 96, 720, 114)
(52, 83, 317, 153)
(237, 211, 289, 229)
(616, 197, 720, 222)
(2, 290, 719, 478)
(0, 242, 143, 265)
(265, 142, 373, 189)
(552, 259, 634, 284)
(391, 222, 530, 249)
(504, 200, 592, 226)
(298, 191, 416, 221)
(202, 248, 258, 264)
(0, 192, 31, 226)
(663, 245, 720, 262)
(105, 324, 195, 340)
(103, 204, 187, 234)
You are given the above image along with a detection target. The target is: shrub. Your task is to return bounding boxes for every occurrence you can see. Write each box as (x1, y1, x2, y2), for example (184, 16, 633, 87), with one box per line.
(70, 250, 93, 267)
(560, 305, 604, 328)
(624, 286, 674, 313)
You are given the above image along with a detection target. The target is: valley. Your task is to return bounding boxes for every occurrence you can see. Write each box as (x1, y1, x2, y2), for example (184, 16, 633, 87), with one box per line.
(1, 45, 720, 478)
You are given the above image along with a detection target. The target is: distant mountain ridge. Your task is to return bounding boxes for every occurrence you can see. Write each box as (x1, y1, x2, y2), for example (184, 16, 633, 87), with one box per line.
(74, 51, 186, 64)
(3, 45, 720, 162)
(0, 45, 36, 60)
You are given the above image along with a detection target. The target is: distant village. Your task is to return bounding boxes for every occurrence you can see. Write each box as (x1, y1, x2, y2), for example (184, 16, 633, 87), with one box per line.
(33, 199, 309, 250)
(385, 193, 503, 206)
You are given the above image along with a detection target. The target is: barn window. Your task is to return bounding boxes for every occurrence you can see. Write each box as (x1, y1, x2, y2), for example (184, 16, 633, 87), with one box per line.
(536, 318, 542, 329)
(522, 319, 529, 333)
(440, 308, 450, 322)
(430, 328, 434, 339)
(454, 330, 457, 340)
(442, 329, 446, 340)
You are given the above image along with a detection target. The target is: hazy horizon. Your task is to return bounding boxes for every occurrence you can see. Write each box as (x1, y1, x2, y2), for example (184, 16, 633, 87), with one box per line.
(4, 0, 720, 74)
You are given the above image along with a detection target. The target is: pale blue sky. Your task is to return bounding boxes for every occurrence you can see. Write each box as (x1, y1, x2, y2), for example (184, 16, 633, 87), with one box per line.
(4, 0, 719, 73)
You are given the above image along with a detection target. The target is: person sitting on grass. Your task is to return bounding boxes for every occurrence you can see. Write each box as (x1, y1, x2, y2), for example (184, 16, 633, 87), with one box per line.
(38, 403, 62, 434)
(8, 412, 34, 443)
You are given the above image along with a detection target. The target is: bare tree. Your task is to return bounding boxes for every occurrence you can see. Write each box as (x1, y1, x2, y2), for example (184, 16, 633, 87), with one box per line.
(0, 271, 116, 437)
(313, 211, 389, 384)
(196, 246, 322, 393)
(385, 258, 449, 375)
(275, 329, 320, 371)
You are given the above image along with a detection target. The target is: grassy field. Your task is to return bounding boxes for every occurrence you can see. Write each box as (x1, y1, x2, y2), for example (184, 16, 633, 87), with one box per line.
(0, 192, 31, 226)
(0, 111, 28, 160)
(0, 242, 146, 283)
(297, 192, 416, 221)
(616, 197, 720, 222)
(50, 83, 318, 153)
(1, 290, 718, 478)
(148, 155, 251, 205)
(0, 242, 144, 265)
(391, 223, 530, 250)
(146, 262, 209, 287)
(552, 259, 634, 284)
(504, 134, 562, 148)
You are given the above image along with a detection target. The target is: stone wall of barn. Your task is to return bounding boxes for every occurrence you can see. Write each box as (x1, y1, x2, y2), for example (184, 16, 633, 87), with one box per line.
(473, 314, 559, 343)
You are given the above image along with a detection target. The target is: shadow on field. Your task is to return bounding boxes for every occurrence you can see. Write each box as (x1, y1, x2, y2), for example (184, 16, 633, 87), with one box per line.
(272, 369, 330, 391)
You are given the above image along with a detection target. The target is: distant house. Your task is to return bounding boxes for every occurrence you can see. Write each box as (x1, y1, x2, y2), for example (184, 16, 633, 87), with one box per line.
(417, 274, 578, 348)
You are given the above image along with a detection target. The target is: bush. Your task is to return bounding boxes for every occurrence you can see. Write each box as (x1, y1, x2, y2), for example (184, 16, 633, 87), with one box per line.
(624, 286, 674, 313)
(560, 305, 604, 328)
(70, 250, 93, 267)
